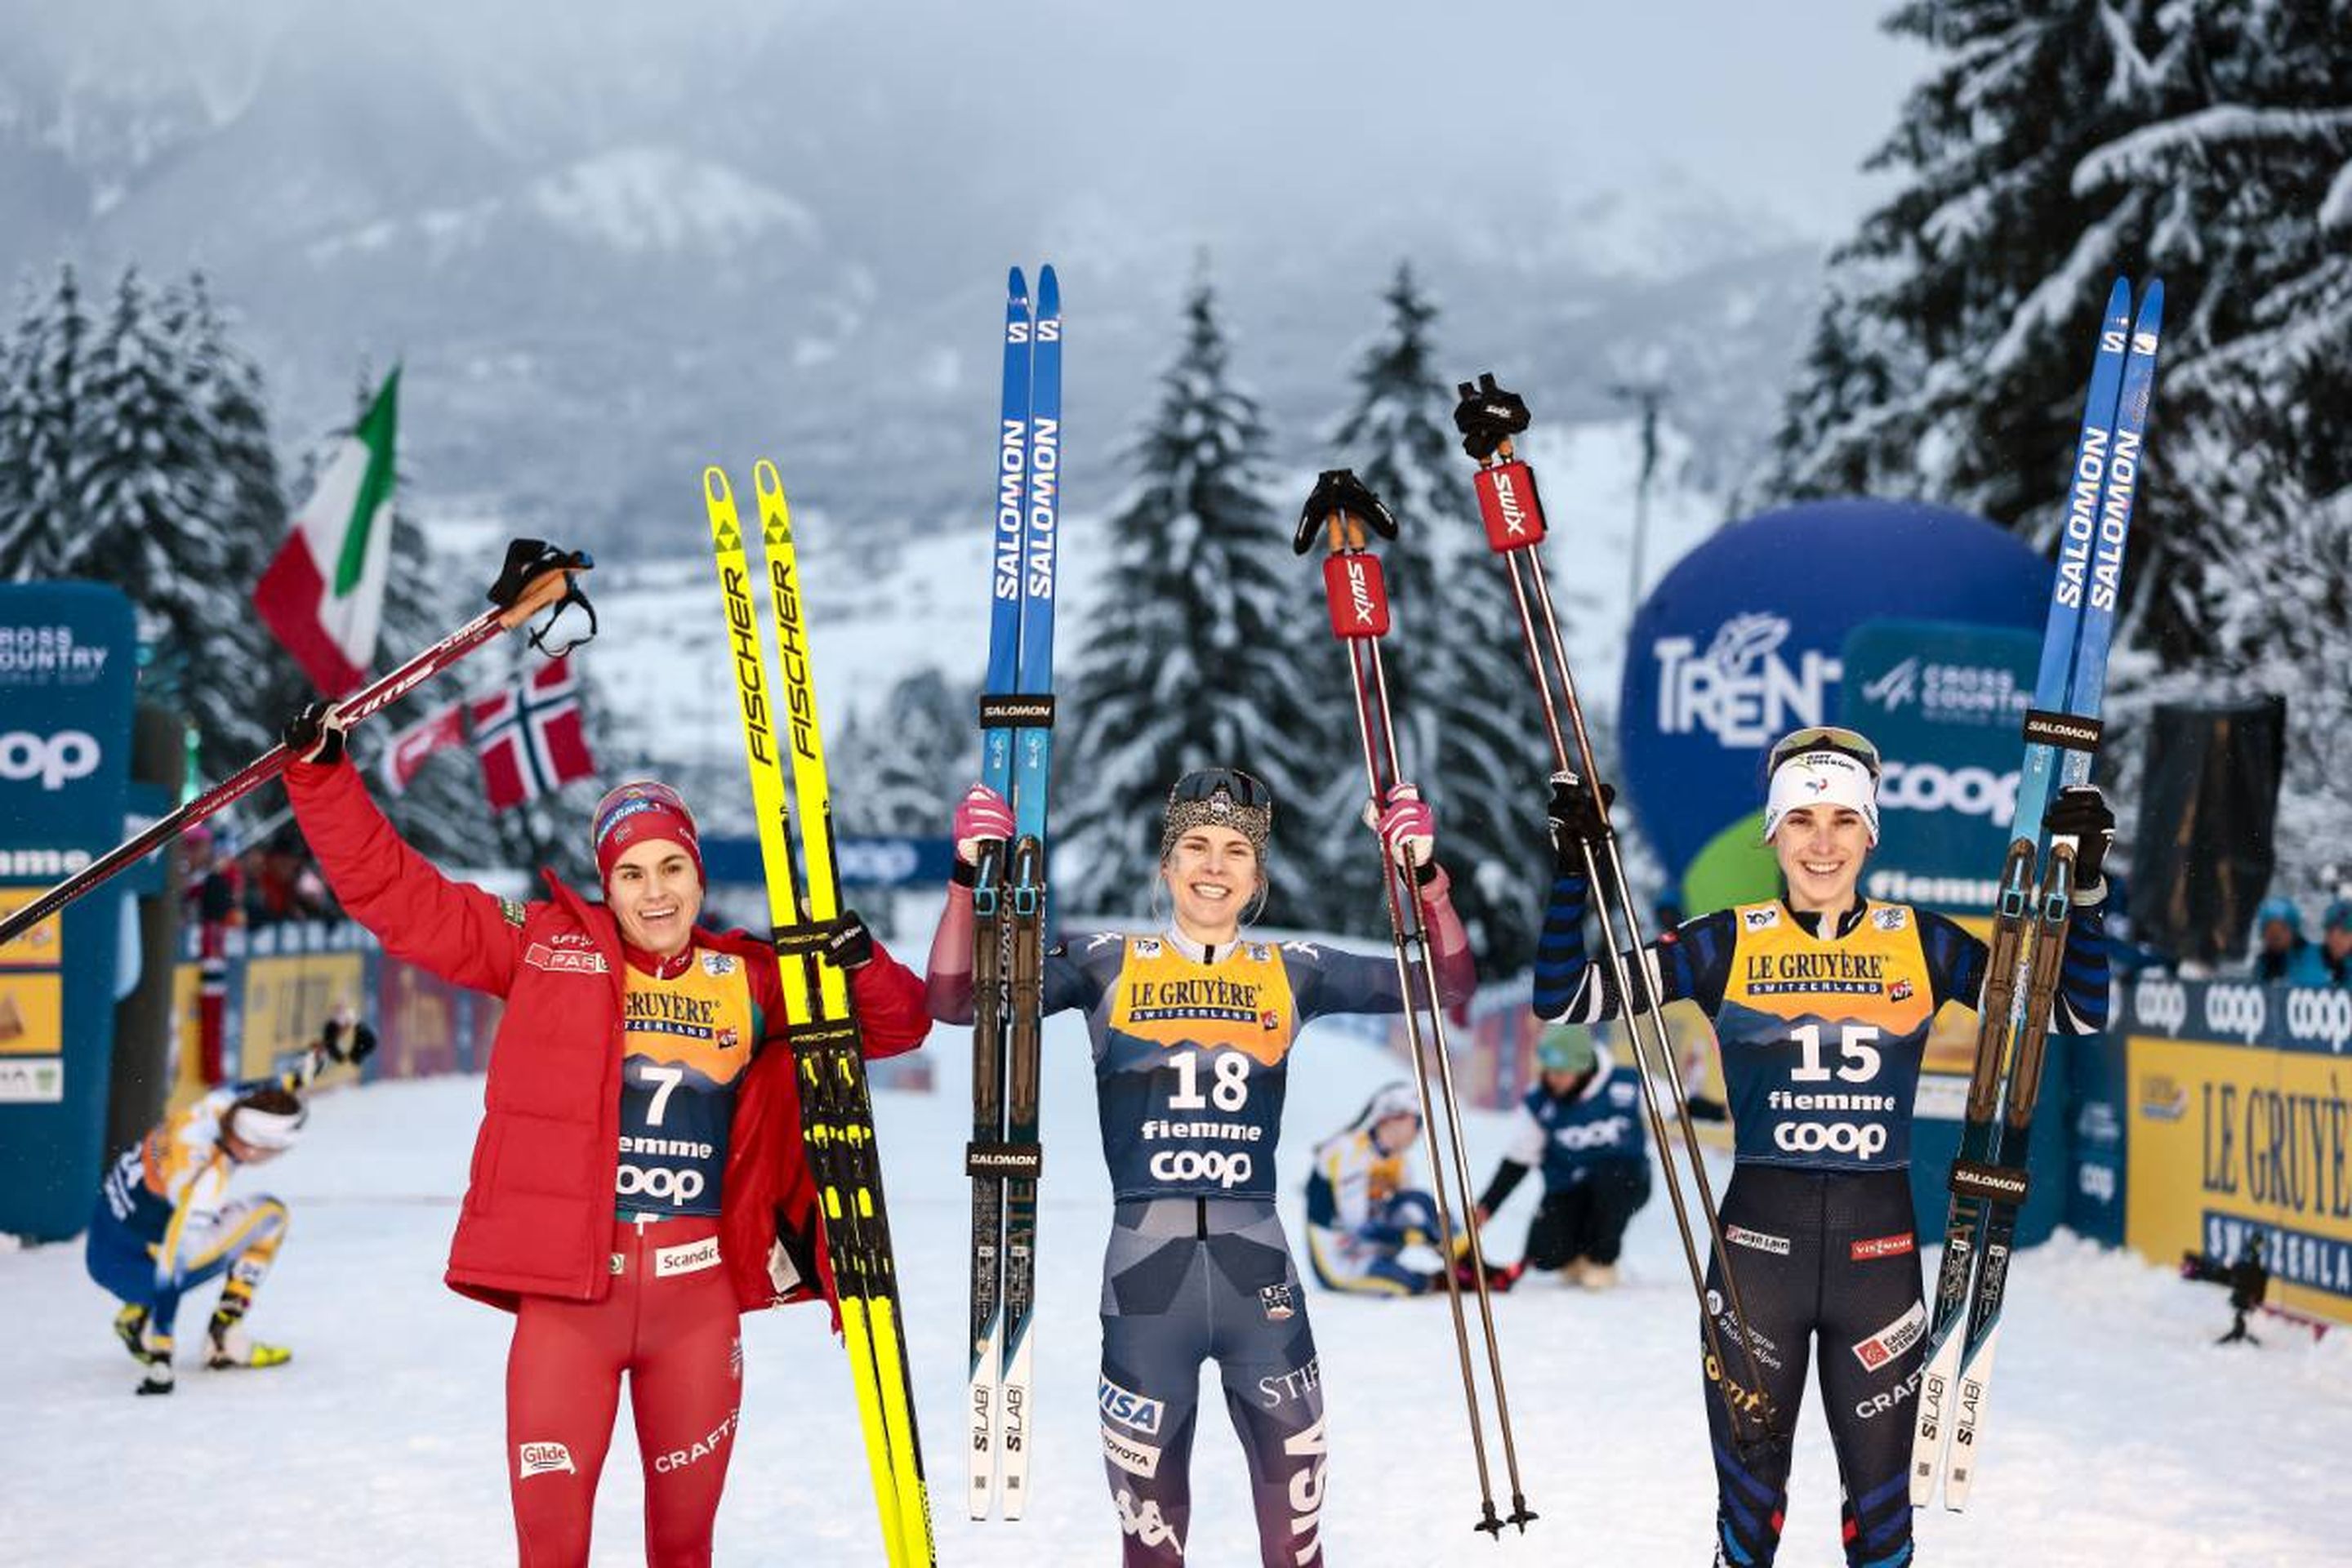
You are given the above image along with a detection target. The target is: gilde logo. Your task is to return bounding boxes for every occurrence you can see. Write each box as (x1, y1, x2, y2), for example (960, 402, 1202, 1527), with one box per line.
(0, 729, 100, 791)
(2201, 984, 2268, 1044)
(2284, 987, 2352, 1052)
(2132, 976, 2188, 1036)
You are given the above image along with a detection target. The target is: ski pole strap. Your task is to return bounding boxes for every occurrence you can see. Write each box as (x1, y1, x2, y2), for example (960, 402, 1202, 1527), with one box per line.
(2020, 709, 2102, 754)
(978, 693, 1055, 728)
(1472, 462, 1548, 552)
(1949, 1158, 2030, 1205)
(965, 1139, 1043, 1180)
(1452, 372, 1532, 462)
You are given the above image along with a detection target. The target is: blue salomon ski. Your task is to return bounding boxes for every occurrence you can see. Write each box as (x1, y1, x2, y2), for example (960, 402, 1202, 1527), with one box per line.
(966, 264, 1061, 1522)
(1911, 278, 2164, 1510)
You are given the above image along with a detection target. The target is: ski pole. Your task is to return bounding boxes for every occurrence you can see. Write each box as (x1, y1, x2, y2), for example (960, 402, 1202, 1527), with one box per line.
(1296, 469, 1535, 1537)
(0, 539, 592, 949)
(1450, 376, 1778, 1450)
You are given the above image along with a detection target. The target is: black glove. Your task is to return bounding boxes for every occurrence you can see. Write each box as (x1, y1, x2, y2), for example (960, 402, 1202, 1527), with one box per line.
(284, 700, 348, 766)
(1546, 771, 1615, 864)
(2043, 784, 2115, 889)
(824, 911, 875, 972)
(323, 1018, 377, 1066)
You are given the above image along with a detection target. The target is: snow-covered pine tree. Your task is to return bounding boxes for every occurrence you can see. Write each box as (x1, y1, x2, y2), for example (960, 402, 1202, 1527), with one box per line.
(1324, 263, 1548, 971)
(1768, 0, 2352, 898)
(0, 265, 96, 581)
(831, 667, 976, 836)
(1058, 273, 1343, 927)
(72, 268, 282, 782)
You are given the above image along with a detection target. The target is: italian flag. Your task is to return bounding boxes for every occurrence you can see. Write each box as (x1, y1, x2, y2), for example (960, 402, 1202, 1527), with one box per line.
(256, 369, 400, 697)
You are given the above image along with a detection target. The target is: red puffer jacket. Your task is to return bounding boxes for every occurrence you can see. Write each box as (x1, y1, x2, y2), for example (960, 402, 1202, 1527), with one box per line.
(286, 759, 930, 1316)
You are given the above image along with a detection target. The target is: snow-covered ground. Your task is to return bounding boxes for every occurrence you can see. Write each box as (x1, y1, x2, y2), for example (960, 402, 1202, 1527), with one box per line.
(9, 1008, 2350, 1566)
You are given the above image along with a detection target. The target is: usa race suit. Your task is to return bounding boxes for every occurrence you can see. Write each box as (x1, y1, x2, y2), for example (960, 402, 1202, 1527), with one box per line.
(929, 876, 1473, 1568)
(1534, 876, 2109, 1568)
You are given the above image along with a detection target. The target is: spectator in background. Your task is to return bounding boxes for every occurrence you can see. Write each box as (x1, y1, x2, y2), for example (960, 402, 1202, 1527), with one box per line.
(2252, 897, 2329, 986)
(2322, 901, 2352, 988)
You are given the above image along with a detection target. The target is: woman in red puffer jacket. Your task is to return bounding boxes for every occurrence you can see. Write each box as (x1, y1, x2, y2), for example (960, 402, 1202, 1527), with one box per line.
(283, 702, 929, 1568)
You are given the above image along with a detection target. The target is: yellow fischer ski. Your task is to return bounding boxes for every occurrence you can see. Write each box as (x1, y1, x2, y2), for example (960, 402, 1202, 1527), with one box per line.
(702, 464, 935, 1568)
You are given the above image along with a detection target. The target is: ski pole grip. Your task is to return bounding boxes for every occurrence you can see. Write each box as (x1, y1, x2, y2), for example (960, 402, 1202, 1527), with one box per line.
(1321, 552, 1391, 640)
(1473, 461, 1549, 551)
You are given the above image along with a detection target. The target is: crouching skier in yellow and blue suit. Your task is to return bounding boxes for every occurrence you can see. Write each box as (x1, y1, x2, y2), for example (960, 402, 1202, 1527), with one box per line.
(1303, 1082, 1446, 1296)
(87, 1013, 374, 1393)
(1537, 728, 2114, 1568)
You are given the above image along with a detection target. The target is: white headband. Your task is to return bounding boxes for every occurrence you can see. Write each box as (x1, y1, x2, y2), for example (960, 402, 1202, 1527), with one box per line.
(228, 1102, 307, 1152)
(1762, 751, 1880, 846)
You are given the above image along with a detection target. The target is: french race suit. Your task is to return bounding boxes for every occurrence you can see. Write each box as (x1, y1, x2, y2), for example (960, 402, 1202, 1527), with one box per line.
(1474, 1043, 1651, 1276)
(1303, 1102, 1444, 1296)
(929, 874, 1475, 1567)
(287, 759, 930, 1568)
(1535, 874, 2109, 1568)
(87, 1067, 310, 1354)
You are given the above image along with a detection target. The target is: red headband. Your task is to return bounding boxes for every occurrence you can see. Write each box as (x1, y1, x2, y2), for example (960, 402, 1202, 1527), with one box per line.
(591, 782, 703, 886)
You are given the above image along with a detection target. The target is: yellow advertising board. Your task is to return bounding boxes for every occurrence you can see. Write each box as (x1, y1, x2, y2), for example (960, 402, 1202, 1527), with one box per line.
(2127, 1033, 2352, 1326)
(237, 950, 368, 1080)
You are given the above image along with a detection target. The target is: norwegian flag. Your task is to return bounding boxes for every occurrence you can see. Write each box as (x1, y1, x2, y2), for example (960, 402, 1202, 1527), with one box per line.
(469, 656, 596, 812)
(379, 699, 468, 795)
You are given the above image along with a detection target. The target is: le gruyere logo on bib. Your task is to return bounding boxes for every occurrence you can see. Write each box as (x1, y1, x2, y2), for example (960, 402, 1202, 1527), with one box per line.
(1741, 949, 1888, 996)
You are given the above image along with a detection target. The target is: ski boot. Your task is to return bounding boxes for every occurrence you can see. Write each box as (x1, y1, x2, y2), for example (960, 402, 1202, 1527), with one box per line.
(204, 1312, 292, 1371)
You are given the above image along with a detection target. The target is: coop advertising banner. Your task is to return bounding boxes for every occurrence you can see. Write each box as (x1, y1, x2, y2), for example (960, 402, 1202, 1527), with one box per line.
(1839, 619, 2041, 916)
(2122, 973, 2352, 1325)
(0, 583, 136, 1240)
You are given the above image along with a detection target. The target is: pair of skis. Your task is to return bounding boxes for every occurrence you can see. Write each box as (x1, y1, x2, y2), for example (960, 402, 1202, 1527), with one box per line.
(1910, 276, 2165, 1510)
(966, 265, 1062, 1522)
(701, 464, 934, 1567)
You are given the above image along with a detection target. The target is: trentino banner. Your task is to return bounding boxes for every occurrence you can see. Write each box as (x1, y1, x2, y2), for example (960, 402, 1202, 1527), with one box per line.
(1619, 501, 2050, 909)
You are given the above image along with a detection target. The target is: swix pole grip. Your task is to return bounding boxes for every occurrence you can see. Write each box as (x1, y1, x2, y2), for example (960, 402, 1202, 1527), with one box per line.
(1321, 551, 1391, 639)
(1473, 461, 1548, 551)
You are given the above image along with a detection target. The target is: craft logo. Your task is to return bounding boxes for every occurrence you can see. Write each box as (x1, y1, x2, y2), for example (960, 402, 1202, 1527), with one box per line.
(1654, 613, 1840, 749)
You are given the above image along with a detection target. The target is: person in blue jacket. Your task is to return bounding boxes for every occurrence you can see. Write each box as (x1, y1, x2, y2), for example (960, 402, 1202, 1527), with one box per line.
(1472, 1022, 1651, 1290)
(2252, 897, 2329, 986)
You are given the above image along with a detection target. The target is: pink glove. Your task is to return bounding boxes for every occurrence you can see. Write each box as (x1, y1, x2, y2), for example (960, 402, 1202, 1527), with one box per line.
(953, 783, 1016, 866)
(1372, 782, 1437, 870)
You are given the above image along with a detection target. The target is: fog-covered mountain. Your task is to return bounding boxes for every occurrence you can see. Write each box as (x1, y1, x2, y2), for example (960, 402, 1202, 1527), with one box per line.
(0, 2, 1907, 555)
